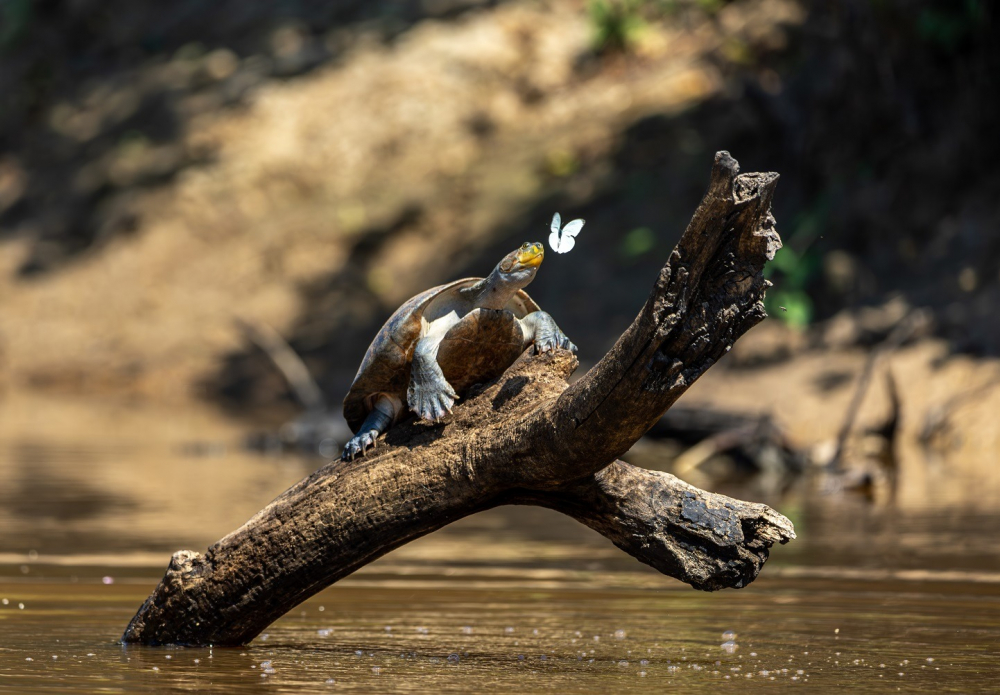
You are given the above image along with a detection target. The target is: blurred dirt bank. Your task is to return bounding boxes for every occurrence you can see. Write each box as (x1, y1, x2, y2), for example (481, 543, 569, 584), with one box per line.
(1, 0, 998, 469)
(0, 0, 803, 400)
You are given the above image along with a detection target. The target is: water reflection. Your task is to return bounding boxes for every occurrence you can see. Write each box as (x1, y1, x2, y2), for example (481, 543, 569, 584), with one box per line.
(2, 575, 997, 693)
(1, 392, 999, 692)
(5, 442, 139, 522)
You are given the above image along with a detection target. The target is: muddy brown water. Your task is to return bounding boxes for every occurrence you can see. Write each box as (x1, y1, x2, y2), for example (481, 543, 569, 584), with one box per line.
(1, 395, 999, 693)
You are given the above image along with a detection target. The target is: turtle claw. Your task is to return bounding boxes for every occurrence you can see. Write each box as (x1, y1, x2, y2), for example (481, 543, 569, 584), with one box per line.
(341, 429, 379, 461)
(535, 330, 574, 354)
(428, 392, 457, 422)
(408, 383, 458, 423)
(534, 330, 559, 353)
(527, 312, 575, 354)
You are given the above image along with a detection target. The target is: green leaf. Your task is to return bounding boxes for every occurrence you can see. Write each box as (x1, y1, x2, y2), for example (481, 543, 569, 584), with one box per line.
(765, 290, 813, 328)
(620, 226, 656, 258)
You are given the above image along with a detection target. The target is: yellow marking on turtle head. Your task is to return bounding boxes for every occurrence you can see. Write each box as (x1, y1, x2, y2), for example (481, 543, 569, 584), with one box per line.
(515, 241, 544, 269)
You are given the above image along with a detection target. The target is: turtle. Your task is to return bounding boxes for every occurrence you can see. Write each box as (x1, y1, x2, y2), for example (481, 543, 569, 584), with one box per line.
(341, 241, 576, 461)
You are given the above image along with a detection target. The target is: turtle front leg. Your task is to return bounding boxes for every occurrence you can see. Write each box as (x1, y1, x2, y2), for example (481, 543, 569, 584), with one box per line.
(342, 394, 400, 461)
(408, 335, 459, 423)
(519, 311, 577, 354)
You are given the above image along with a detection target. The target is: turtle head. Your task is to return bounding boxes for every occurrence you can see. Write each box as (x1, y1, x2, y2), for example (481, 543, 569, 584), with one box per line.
(470, 242, 544, 309)
(497, 241, 544, 286)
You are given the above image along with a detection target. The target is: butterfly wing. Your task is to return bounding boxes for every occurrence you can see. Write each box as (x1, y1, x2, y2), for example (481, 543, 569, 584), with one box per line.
(561, 219, 584, 239)
(549, 228, 565, 252)
(548, 216, 584, 253)
(552, 234, 575, 253)
(548, 212, 563, 252)
(551, 219, 584, 253)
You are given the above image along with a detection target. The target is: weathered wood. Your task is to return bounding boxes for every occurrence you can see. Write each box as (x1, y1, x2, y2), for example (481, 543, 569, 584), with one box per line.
(122, 152, 793, 646)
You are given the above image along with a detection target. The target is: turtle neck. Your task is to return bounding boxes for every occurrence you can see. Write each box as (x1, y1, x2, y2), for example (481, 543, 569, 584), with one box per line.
(471, 271, 517, 310)
(469, 264, 535, 310)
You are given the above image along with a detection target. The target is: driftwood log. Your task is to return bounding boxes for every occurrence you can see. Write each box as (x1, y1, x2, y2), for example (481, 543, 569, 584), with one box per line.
(122, 152, 795, 647)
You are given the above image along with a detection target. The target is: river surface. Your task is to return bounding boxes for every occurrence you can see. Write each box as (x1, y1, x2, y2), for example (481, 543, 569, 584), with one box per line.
(1, 393, 998, 693)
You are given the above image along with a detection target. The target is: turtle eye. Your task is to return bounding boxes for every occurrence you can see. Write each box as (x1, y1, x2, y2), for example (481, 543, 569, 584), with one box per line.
(521, 242, 530, 250)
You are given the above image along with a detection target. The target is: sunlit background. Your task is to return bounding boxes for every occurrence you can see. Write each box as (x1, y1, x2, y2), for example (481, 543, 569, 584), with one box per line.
(1, 0, 998, 691)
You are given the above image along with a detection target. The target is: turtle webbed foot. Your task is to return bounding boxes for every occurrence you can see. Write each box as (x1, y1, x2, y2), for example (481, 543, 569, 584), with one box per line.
(407, 380, 458, 423)
(537, 337, 576, 353)
(341, 429, 379, 461)
(530, 312, 577, 354)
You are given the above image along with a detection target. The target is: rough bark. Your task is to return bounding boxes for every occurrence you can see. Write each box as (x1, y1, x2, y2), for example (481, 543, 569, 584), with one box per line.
(122, 152, 794, 647)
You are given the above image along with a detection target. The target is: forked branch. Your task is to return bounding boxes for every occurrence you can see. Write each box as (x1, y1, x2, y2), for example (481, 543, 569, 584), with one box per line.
(122, 152, 793, 647)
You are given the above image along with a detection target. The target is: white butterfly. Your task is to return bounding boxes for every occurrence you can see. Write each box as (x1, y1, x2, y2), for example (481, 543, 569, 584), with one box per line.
(548, 212, 585, 254)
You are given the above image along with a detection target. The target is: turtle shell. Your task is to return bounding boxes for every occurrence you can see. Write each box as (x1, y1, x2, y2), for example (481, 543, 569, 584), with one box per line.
(343, 278, 540, 433)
